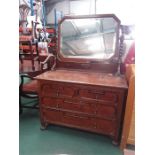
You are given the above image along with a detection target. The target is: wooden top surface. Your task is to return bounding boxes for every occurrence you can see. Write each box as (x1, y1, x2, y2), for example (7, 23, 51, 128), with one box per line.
(35, 69, 128, 89)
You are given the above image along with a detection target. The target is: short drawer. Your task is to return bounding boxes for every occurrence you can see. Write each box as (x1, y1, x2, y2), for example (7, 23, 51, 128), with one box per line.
(58, 87, 76, 97)
(79, 89, 118, 102)
(61, 111, 93, 128)
(59, 99, 96, 114)
(41, 84, 63, 96)
(41, 84, 76, 97)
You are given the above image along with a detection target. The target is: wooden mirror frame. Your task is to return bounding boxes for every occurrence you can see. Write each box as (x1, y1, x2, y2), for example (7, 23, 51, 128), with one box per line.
(56, 14, 121, 73)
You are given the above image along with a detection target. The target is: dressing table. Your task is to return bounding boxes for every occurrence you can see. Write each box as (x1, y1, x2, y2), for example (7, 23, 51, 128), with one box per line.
(35, 14, 128, 144)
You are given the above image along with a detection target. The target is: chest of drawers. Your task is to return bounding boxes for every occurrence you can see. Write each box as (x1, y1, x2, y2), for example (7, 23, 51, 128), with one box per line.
(36, 69, 128, 144)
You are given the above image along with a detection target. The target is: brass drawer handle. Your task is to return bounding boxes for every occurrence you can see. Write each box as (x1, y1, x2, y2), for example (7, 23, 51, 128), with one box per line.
(81, 63, 90, 68)
(94, 122, 97, 128)
(56, 92, 59, 97)
(94, 110, 97, 114)
(63, 113, 86, 119)
(63, 100, 83, 105)
(63, 100, 73, 104)
(88, 90, 105, 95)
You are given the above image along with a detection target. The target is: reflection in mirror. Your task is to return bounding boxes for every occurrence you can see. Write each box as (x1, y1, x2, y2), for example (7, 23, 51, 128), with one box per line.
(60, 17, 118, 60)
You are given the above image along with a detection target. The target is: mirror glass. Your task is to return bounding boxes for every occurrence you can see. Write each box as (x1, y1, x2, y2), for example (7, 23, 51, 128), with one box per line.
(60, 17, 119, 60)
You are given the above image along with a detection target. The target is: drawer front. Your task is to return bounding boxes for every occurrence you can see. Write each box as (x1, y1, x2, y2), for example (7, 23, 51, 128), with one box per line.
(61, 111, 93, 128)
(96, 103, 116, 119)
(41, 84, 76, 97)
(59, 87, 76, 97)
(41, 97, 116, 118)
(42, 109, 61, 122)
(41, 84, 62, 97)
(59, 99, 96, 114)
(79, 89, 118, 102)
(42, 109, 116, 136)
(95, 118, 116, 135)
(42, 97, 96, 115)
(41, 97, 60, 108)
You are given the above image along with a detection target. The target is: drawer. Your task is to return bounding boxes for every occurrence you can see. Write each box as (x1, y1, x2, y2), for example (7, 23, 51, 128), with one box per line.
(59, 87, 76, 97)
(42, 109, 61, 122)
(96, 104, 116, 119)
(41, 97, 60, 108)
(41, 84, 76, 97)
(79, 89, 118, 102)
(94, 118, 116, 135)
(59, 99, 96, 114)
(41, 84, 63, 96)
(61, 111, 93, 128)
(42, 109, 116, 136)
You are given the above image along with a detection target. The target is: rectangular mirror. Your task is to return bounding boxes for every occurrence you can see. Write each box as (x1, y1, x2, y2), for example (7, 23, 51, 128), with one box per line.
(58, 15, 120, 62)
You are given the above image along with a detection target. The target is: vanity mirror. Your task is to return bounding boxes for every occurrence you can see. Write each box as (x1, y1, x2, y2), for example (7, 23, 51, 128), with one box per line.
(36, 14, 127, 145)
(57, 14, 121, 73)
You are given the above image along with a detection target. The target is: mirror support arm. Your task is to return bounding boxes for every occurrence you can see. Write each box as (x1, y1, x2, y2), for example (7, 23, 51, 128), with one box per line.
(116, 28, 125, 75)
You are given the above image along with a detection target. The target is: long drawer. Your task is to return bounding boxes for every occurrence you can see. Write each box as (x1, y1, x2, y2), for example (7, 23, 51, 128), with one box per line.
(41, 97, 116, 119)
(42, 108, 116, 136)
(41, 83, 119, 103)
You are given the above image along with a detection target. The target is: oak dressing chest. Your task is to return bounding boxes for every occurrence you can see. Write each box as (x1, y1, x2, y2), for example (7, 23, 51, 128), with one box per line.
(36, 14, 128, 144)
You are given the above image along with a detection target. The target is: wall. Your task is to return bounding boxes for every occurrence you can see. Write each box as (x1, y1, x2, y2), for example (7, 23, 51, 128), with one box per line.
(46, 0, 135, 25)
(46, 0, 70, 24)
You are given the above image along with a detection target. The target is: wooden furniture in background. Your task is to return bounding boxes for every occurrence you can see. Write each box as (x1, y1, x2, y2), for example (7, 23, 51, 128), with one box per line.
(19, 20, 39, 71)
(19, 53, 56, 114)
(124, 149, 135, 155)
(19, 74, 39, 114)
(120, 64, 135, 149)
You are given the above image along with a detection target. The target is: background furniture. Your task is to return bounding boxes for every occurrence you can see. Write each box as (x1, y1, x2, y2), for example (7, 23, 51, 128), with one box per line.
(19, 20, 39, 71)
(120, 64, 135, 149)
(124, 149, 135, 155)
(19, 74, 38, 114)
(35, 14, 128, 144)
(19, 53, 56, 114)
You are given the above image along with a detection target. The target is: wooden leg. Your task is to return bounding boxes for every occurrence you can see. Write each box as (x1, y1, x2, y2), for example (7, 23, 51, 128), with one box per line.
(40, 122, 48, 131)
(112, 135, 119, 146)
(40, 125, 47, 130)
(112, 140, 119, 146)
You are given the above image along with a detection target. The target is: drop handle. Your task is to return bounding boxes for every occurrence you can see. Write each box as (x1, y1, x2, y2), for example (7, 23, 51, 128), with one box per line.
(88, 90, 105, 95)
(95, 111, 97, 115)
(64, 100, 83, 105)
(56, 92, 59, 97)
(94, 122, 97, 128)
(63, 113, 86, 119)
(63, 100, 73, 104)
(80, 63, 90, 68)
